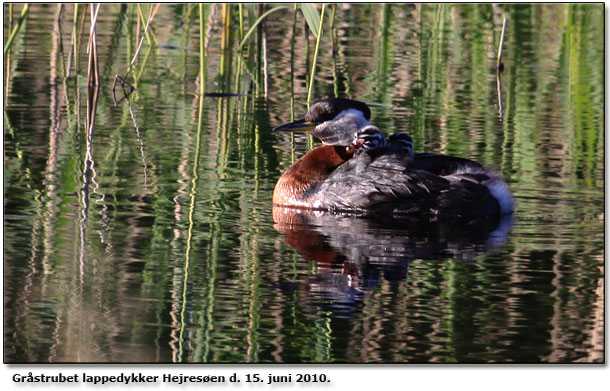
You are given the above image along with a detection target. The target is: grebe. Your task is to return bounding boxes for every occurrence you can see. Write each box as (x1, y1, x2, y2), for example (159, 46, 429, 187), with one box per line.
(273, 98, 514, 218)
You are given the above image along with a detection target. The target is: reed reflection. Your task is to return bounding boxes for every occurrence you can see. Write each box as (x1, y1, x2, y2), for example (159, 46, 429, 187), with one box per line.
(273, 206, 514, 316)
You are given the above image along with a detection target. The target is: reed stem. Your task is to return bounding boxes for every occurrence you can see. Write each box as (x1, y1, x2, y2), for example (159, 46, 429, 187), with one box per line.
(237, 6, 290, 51)
(289, 3, 298, 162)
(4, 4, 30, 56)
(198, 4, 206, 110)
(5, 4, 14, 106)
(306, 3, 326, 107)
(238, 4, 244, 41)
(330, 4, 339, 98)
(496, 17, 507, 119)
(116, 3, 157, 87)
(87, 3, 101, 87)
(234, 4, 244, 93)
(65, 4, 79, 78)
(7, 4, 13, 41)
(496, 17, 507, 70)
(136, 3, 158, 45)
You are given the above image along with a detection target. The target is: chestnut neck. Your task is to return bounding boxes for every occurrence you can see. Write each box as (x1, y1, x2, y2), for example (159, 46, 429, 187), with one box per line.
(273, 145, 354, 206)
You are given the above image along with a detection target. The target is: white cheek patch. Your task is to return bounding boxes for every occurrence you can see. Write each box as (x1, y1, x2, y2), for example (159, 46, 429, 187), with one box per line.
(316, 108, 372, 146)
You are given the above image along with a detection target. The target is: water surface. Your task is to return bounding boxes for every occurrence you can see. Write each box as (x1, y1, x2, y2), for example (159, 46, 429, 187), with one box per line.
(3, 3, 604, 363)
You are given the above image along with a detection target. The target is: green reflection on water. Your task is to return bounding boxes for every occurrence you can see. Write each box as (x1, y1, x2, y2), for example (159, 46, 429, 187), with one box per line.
(3, 3, 604, 363)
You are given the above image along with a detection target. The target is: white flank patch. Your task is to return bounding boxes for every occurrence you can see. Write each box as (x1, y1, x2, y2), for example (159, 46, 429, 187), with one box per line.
(487, 180, 515, 215)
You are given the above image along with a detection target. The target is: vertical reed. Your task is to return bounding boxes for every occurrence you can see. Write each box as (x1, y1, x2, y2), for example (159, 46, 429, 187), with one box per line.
(178, 2, 208, 363)
(289, 3, 298, 162)
(262, 13, 269, 98)
(219, 4, 232, 86)
(496, 17, 507, 119)
(82, 3, 102, 276)
(234, 3, 244, 93)
(496, 17, 507, 71)
(306, 4, 326, 107)
(198, 5, 206, 116)
(86, 4, 101, 87)
(113, 3, 157, 90)
(4, 4, 14, 106)
(330, 4, 339, 98)
(237, 5, 290, 51)
(4, 4, 30, 56)
(65, 4, 79, 78)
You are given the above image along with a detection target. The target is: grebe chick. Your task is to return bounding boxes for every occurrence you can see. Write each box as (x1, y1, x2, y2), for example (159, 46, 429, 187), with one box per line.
(273, 98, 514, 217)
(322, 127, 514, 217)
(387, 132, 414, 154)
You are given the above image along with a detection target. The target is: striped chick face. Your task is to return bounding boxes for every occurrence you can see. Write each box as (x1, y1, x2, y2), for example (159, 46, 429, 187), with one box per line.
(353, 126, 386, 151)
(387, 132, 414, 156)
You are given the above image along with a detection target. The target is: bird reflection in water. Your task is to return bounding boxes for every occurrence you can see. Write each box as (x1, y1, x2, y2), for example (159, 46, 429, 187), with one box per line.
(272, 204, 514, 318)
(271, 98, 515, 317)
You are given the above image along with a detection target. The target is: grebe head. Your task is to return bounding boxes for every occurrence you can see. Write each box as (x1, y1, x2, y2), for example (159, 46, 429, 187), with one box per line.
(353, 126, 386, 151)
(273, 98, 372, 146)
(387, 132, 414, 155)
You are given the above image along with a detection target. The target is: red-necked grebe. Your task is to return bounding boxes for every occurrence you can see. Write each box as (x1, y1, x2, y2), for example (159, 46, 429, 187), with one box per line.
(273, 98, 514, 218)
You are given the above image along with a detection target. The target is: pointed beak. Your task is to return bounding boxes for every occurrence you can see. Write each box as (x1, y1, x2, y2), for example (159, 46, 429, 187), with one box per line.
(273, 118, 318, 133)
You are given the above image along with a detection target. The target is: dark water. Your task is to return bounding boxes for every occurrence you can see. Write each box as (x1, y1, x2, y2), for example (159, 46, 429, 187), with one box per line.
(3, 4, 604, 363)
